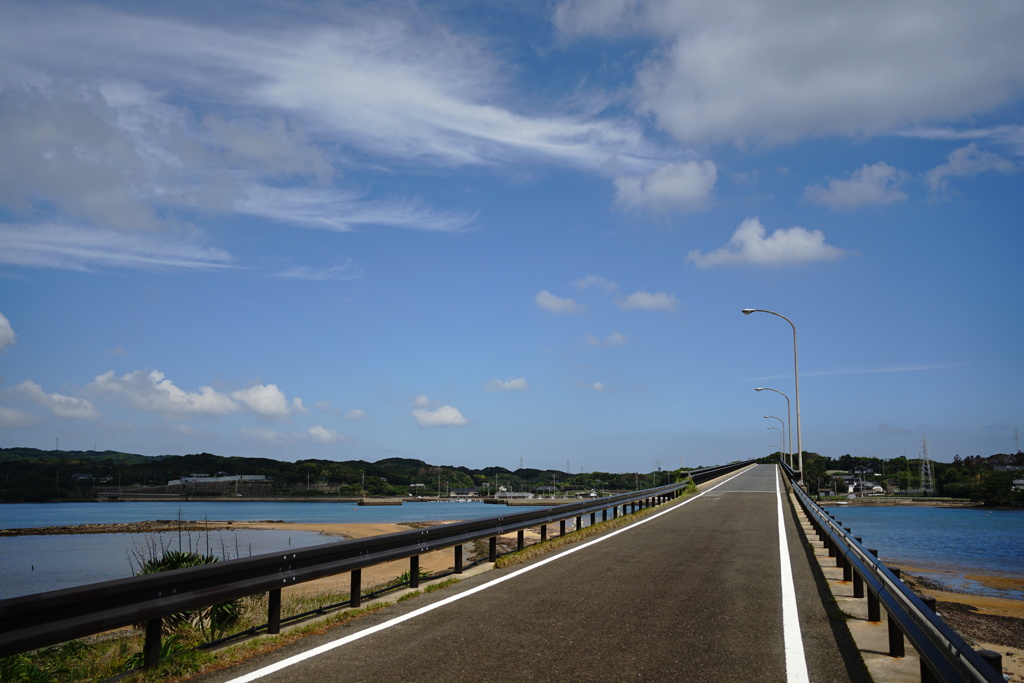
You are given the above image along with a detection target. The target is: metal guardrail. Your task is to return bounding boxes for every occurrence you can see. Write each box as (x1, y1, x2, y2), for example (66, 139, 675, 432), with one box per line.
(781, 462, 1004, 682)
(0, 461, 751, 668)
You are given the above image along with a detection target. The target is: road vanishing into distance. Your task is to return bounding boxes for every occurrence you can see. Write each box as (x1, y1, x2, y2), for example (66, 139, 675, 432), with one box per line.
(198, 465, 867, 682)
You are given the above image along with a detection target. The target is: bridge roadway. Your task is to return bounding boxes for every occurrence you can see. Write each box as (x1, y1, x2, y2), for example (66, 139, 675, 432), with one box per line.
(201, 465, 868, 682)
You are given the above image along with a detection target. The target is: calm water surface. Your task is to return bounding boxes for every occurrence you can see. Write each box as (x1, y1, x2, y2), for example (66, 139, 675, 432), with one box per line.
(0, 500, 545, 599)
(821, 505, 1023, 599)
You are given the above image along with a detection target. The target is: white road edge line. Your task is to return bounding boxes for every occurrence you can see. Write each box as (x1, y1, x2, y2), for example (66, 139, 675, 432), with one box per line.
(777, 468, 810, 683)
(224, 467, 754, 683)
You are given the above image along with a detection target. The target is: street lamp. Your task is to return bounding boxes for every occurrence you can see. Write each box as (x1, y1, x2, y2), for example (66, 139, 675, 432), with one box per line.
(765, 416, 786, 466)
(743, 309, 803, 481)
(755, 388, 792, 468)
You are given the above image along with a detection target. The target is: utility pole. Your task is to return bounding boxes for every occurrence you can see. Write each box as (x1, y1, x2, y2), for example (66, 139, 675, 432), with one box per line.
(919, 435, 933, 494)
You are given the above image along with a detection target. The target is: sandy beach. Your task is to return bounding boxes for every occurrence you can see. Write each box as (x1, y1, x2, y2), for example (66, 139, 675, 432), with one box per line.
(222, 520, 476, 596)
(890, 564, 1024, 680)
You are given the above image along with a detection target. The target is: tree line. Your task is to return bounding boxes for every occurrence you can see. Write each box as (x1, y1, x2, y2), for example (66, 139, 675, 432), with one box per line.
(766, 450, 1024, 506)
(0, 448, 683, 503)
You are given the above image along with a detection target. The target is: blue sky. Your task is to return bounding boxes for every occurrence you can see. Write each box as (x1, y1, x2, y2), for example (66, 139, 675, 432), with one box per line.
(1, 0, 1022, 472)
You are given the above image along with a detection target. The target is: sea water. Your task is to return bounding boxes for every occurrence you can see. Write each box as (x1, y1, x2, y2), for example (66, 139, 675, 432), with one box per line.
(821, 505, 1024, 599)
(0, 500, 546, 599)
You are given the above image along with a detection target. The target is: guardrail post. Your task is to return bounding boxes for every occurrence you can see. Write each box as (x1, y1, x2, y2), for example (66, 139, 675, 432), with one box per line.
(517, 530, 525, 551)
(919, 594, 941, 683)
(881, 567, 906, 657)
(590, 512, 596, 527)
(602, 508, 608, 522)
(268, 588, 282, 635)
(613, 506, 618, 519)
(410, 555, 420, 588)
(144, 617, 162, 669)
(560, 520, 566, 536)
(540, 525, 547, 542)
(977, 650, 1002, 677)
(867, 549, 880, 622)
(350, 568, 362, 608)
(852, 538, 865, 598)
(489, 536, 497, 562)
(455, 544, 463, 574)
(575, 515, 582, 531)
(841, 530, 853, 578)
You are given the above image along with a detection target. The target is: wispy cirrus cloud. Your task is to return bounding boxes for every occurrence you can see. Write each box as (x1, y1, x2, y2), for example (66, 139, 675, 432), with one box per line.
(0, 224, 234, 272)
(271, 260, 364, 281)
(753, 361, 967, 381)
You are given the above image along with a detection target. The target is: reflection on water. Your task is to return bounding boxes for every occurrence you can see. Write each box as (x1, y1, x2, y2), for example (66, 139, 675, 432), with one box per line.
(821, 505, 1024, 599)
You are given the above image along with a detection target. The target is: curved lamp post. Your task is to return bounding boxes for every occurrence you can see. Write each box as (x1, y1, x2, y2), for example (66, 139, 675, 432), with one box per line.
(743, 309, 803, 482)
(755, 388, 792, 465)
(764, 416, 786, 466)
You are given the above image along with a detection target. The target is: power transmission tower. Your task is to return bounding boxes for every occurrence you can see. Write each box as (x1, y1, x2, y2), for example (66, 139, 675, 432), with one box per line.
(919, 435, 933, 494)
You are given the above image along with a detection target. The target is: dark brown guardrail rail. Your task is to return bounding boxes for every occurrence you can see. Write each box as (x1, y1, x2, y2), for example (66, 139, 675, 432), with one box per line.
(781, 462, 1004, 683)
(0, 461, 751, 669)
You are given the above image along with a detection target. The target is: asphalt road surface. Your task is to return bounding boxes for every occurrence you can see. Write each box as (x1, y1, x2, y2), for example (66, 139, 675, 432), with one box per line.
(199, 465, 867, 682)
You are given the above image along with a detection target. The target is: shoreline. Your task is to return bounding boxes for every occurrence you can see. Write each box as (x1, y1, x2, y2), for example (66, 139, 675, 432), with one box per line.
(892, 565, 1024, 680)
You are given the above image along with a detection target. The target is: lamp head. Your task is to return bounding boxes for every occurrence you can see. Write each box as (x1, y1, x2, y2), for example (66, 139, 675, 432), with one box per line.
(741, 309, 755, 315)
(755, 387, 764, 392)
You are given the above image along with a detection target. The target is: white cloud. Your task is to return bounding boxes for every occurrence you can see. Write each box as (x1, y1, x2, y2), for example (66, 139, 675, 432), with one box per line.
(573, 275, 618, 292)
(687, 217, 847, 267)
(616, 291, 677, 311)
(0, 312, 15, 351)
(307, 425, 352, 444)
(578, 381, 607, 392)
(91, 370, 304, 420)
(803, 162, 908, 210)
(0, 405, 38, 427)
(585, 331, 629, 347)
(614, 161, 716, 212)
(411, 395, 469, 427)
(535, 290, 585, 314)
(92, 370, 239, 416)
(92, 370, 307, 419)
(15, 380, 99, 419)
(231, 384, 307, 419)
(554, 1, 1024, 146)
(345, 409, 366, 421)
(486, 377, 529, 392)
(926, 144, 1016, 194)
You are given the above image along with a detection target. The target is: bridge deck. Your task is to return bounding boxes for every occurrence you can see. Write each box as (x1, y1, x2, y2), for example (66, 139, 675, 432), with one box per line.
(201, 465, 867, 682)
